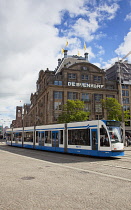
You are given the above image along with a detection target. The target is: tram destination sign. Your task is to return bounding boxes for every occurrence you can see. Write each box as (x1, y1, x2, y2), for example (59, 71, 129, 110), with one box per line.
(68, 82, 104, 88)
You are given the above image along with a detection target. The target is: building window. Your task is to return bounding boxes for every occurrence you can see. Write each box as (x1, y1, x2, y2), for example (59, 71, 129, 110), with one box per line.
(95, 115, 103, 120)
(84, 104, 90, 112)
(94, 94, 103, 102)
(93, 76, 102, 82)
(123, 98, 129, 104)
(81, 93, 90, 101)
(54, 102, 62, 110)
(54, 81, 62, 85)
(95, 104, 102, 112)
(106, 85, 114, 89)
(67, 92, 77, 100)
(54, 91, 63, 99)
(81, 75, 88, 80)
(68, 73, 76, 79)
(123, 105, 130, 111)
(122, 90, 129, 96)
(54, 113, 59, 121)
(106, 95, 115, 98)
(122, 85, 129, 89)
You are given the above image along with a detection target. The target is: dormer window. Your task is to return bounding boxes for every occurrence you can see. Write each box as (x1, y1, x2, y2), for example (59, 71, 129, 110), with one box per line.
(81, 66, 89, 70)
(83, 66, 87, 70)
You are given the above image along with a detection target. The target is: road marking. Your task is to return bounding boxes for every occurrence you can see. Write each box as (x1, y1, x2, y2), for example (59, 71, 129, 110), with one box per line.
(89, 162, 131, 170)
(1, 149, 131, 183)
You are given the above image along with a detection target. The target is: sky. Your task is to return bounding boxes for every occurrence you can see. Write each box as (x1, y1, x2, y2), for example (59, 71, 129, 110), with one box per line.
(0, 0, 131, 127)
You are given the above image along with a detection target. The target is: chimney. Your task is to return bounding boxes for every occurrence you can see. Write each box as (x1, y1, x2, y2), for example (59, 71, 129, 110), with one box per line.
(64, 50, 68, 58)
(84, 53, 89, 61)
(58, 58, 61, 66)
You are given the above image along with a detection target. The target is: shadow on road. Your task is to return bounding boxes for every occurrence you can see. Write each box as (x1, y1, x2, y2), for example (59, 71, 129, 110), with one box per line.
(0, 144, 120, 164)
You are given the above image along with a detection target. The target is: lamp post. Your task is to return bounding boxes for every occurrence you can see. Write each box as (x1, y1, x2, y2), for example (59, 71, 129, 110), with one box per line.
(22, 114, 24, 147)
(117, 60, 125, 145)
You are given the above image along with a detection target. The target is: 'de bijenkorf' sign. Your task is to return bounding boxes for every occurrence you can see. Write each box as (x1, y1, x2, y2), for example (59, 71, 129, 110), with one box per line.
(68, 82, 104, 88)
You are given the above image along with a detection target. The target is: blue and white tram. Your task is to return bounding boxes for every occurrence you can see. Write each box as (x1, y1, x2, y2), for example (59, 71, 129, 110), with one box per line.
(6, 120, 124, 157)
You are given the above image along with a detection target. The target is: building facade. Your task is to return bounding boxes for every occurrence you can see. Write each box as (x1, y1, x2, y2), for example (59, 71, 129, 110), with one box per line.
(21, 50, 118, 127)
(106, 61, 131, 135)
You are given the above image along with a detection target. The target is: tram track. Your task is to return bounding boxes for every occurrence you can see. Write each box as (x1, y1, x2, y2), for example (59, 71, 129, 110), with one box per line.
(1, 145, 131, 170)
(88, 161, 131, 170)
(117, 156, 131, 163)
(1, 148, 131, 183)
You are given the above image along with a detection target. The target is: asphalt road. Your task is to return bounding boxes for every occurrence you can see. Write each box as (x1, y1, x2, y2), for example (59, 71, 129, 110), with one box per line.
(0, 142, 131, 210)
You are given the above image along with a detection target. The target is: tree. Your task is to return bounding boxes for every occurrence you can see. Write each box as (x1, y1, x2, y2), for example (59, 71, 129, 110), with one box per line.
(101, 97, 130, 122)
(58, 100, 90, 123)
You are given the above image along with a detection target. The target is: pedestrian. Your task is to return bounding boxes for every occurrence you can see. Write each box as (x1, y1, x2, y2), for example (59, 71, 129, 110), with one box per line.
(125, 135, 128, 147)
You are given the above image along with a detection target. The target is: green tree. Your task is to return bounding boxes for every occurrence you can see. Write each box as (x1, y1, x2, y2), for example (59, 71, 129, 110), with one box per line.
(58, 100, 90, 123)
(101, 97, 130, 122)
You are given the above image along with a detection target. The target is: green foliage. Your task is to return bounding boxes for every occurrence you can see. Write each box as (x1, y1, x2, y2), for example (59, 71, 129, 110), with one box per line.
(101, 97, 130, 122)
(58, 100, 90, 123)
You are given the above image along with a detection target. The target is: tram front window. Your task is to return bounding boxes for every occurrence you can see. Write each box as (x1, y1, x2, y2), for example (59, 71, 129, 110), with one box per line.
(108, 127, 121, 143)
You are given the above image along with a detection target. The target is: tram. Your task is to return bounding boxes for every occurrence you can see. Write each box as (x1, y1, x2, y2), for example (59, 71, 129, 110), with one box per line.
(6, 120, 124, 157)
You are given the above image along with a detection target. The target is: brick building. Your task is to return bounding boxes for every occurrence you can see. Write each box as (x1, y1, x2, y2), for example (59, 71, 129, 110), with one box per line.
(21, 50, 118, 127)
(11, 106, 23, 128)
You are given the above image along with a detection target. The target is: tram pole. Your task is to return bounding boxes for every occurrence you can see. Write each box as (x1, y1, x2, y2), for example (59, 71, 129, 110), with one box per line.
(118, 61, 125, 145)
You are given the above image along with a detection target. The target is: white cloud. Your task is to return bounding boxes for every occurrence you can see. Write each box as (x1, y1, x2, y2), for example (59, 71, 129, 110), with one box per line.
(92, 62, 101, 68)
(125, 13, 131, 21)
(97, 3, 119, 20)
(70, 17, 99, 41)
(0, 0, 125, 126)
(65, 2, 119, 42)
(0, 0, 88, 125)
(102, 57, 119, 69)
(115, 29, 131, 62)
(94, 44, 105, 56)
(101, 29, 131, 70)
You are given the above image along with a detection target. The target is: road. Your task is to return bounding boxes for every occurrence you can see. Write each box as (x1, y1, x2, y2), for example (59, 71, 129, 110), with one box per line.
(0, 142, 131, 210)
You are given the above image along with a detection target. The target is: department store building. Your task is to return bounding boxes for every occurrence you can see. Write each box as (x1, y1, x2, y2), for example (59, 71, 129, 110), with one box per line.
(22, 50, 118, 127)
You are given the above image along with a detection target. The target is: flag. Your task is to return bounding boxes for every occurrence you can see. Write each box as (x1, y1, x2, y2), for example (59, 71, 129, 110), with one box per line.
(65, 40, 68, 47)
(84, 42, 86, 51)
(61, 48, 64, 54)
(78, 51, 81, 56)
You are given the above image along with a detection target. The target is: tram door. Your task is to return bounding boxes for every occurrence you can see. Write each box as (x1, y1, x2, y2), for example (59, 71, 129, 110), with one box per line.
(91, 129, 98, 150)
(52, 131, 59, 148)
(38, 131, 44, 146)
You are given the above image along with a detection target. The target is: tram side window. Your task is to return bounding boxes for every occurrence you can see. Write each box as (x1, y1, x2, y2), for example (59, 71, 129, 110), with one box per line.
(100, 126, 110, 147)
(24, 132, 33, 142)
(45, 131, 51, 144)
(59, 130, 63, 144)
(14, 132, 22, 142)
(68, 129, 90, 146)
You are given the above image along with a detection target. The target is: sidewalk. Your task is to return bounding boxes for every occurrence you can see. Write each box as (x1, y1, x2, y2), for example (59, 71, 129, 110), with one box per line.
(124, 146, 131, 151)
